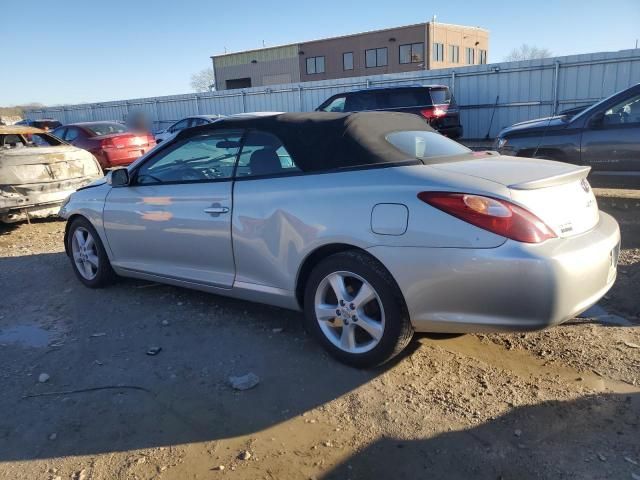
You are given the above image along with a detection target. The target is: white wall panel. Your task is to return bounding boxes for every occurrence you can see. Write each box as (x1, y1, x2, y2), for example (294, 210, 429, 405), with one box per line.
(26, 49, 640, 139)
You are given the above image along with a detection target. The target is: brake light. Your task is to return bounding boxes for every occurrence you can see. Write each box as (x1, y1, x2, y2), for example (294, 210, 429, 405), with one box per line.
(417, 192, 556, 243)
(420, 105, 448, 120)
(99, 138, 115, 148)
(100, 136, 132, 149)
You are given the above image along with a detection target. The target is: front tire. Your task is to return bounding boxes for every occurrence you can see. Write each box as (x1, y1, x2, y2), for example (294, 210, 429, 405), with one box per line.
(304, 251, 413, 368)
(67, 217, 115, 288)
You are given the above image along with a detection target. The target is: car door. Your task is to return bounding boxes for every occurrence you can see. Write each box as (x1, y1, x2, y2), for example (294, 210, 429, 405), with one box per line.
(231, 130, 303, 289)
(581, 92, 640, 173)
(103, 129, 243, 287)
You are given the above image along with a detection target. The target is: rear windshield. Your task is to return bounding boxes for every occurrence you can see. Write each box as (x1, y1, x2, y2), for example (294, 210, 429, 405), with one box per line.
(429, 88, 452, 105)
(386, 131, 470, 160)
(0, 133, 63, 149)
(84, 123, 128, 136)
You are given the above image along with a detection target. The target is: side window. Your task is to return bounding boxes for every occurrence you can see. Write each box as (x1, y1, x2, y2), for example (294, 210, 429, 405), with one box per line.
(191, 118, 208, 126)
(322, 96, 346, 112)
(136, 130, 242, 185)
(383, 89, 431, 108)
(65, 128, 79, 141)
(345, 92, 379, 111)
(169, 119, 190, 133)
(236, 130, 300, 178)
(603, 94, 640, 126)
(1, 134, 25, 147)
(52, 127, 66, 139)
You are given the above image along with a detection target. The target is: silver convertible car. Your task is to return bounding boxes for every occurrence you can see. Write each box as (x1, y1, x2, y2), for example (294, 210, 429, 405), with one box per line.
(60, 112, 620, 367)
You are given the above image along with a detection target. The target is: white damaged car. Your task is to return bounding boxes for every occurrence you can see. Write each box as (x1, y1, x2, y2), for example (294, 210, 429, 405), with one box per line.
(0, 125, 103, 223)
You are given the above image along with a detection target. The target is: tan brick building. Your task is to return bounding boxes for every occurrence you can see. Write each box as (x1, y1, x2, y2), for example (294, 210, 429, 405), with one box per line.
(212, 22, 489, 90)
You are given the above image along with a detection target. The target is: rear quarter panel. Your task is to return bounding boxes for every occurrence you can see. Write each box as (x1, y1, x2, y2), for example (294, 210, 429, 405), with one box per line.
(231, 164, 509, 292)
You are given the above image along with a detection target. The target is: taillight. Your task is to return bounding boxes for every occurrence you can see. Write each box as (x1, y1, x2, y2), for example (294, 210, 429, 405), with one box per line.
(417, 192, 556, 244)
(420, 105, 448, 121)
(99, 138, 115, 148)
(100, 136, 132, 149)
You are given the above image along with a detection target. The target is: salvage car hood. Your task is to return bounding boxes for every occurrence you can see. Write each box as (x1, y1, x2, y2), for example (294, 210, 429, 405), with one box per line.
(0, 145, 102, 184)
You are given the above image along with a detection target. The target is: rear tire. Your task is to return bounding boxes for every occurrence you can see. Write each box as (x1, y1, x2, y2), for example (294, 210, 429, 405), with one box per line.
(303, 250, 413, 368)
(66, 217, 116, 288)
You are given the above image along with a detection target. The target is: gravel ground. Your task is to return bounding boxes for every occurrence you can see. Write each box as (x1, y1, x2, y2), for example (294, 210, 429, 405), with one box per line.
(0, 194, 638, 480)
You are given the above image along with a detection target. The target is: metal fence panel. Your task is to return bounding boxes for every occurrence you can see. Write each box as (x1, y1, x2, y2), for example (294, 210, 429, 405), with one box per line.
(25, 49, 640, 139)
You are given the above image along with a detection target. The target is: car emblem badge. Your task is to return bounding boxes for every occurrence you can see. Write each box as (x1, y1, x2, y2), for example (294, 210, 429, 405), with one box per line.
(580, 178, 590, 193)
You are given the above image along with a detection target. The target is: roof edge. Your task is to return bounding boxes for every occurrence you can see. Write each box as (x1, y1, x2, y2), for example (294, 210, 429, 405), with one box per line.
(211, 21, 489, 58)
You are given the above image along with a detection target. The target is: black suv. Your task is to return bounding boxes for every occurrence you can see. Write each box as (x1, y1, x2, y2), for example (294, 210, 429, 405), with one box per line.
(316, 85, 462, 139)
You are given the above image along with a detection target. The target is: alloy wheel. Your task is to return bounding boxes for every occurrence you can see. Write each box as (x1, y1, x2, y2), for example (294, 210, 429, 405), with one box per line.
(314, 271, 385, 354)
(71, 227, 99, 281)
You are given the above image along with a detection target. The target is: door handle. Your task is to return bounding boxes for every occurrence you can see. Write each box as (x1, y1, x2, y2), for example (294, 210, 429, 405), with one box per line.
(204, 206, 229, 214)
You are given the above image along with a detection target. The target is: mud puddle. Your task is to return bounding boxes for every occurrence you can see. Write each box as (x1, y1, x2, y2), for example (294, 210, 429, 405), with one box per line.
(0, 324, 56, 348)
(418, 333, 639, 394)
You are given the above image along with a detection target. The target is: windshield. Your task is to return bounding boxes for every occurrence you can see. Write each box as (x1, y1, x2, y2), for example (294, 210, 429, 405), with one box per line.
(0, 133, 63, 149)
(85, 123, 128, 136)
(386, 131, 470, 160)
(571, 89, 630, 122)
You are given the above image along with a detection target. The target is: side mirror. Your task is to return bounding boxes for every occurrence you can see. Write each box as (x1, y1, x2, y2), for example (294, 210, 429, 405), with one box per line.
(110, 168, 130, 187)
(588, 112, 605, 128)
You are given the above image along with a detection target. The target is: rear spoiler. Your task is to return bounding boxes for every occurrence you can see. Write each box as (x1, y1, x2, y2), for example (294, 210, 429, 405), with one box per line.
(509, 166, 591, 190)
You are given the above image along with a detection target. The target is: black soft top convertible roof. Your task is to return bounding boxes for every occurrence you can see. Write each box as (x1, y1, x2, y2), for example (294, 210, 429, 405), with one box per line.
(185, 111, 435, 172)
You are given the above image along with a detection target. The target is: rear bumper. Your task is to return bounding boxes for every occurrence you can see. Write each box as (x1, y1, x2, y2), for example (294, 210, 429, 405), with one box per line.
(368, 211, 620, 333)
(0, 176, 100, 223)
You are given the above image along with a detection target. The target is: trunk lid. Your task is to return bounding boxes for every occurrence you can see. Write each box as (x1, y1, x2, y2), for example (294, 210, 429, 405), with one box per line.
(430, 154, 599, 237)
(0, 146, 101, 184)
(95, 132, 154, 148)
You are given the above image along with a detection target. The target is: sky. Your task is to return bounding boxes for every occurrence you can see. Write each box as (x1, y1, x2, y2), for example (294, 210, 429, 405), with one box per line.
(2, 0, 638, 106)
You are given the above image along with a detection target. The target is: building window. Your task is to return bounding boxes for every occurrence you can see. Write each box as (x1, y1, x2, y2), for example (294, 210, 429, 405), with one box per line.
(365, 47, 388, 68)
(449, 45, 460, 63)
(343, 52, 353, 70)
(479, 49, 487, 64)
(465, 47, 475, 65)
(306, 56, 325, 75)
(432, 43, 444, 62)
(399, 43, 424, 64)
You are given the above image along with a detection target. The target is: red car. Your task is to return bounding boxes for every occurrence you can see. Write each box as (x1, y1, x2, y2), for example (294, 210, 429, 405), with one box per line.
(52, 122, 155, 170)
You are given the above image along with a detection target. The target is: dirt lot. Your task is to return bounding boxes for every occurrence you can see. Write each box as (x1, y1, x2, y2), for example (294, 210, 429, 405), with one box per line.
(0, 191, 638, 480)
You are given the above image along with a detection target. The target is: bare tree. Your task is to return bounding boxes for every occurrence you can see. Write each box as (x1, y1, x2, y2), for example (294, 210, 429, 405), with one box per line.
(504, 44, 552, 62)
(190, 68, 216, 92)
